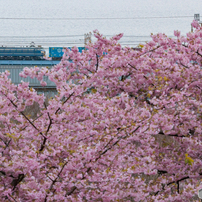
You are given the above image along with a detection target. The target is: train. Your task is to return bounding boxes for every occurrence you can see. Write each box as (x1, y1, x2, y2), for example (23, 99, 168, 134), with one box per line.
(0, 47, 46, 60)
(49, 47, 85, 60)
(0, 46, 140, 61)
(0, 46, 86, 60)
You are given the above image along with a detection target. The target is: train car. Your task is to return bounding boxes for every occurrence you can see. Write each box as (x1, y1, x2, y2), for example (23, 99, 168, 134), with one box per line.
(49, 47, 85, 60)
(49, 47, 65, 60)
(78, 47, 85, 53)
(0, 47, 45, 60)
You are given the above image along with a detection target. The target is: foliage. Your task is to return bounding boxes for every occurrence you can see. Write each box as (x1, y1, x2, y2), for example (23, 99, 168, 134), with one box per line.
(1, 21, 202, 201)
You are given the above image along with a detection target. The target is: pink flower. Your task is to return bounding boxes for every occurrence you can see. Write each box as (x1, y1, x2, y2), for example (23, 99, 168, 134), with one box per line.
(174, 30, 181, 37)
(40, 81, 47, 86)
(76, 174, 83, 179)
(43, 56, 52, 60)
(191, 20, 200, 29)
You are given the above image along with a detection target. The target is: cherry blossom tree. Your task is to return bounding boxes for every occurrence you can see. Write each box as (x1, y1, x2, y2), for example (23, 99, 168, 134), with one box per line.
(1, 21, 202, 201)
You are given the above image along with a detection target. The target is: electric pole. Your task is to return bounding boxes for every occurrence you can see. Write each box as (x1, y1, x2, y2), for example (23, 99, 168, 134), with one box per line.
(191, 14, 201, 32)
(84, 32, 92, 45)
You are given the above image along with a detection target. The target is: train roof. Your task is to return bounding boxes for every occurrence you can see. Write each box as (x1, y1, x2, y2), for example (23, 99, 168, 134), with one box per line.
(0, 47, 44, 49)
(0, 60, 60, 65)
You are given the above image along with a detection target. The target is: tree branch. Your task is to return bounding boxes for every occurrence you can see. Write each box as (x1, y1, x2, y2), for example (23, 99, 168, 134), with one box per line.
(128, 64, 137, 70)
(196, 49, 202, 57)
(66, 186, 77, 196)
(44, 161, 68, 201)
(139, 45, 161, 57)
(39, 104, 53, 152)
(96, 54, 99, 71)
(8, 194, 17, 202)
(158, 131, 185, 138)
(1, 91, 44, 139)
(55, 92, 74, 115)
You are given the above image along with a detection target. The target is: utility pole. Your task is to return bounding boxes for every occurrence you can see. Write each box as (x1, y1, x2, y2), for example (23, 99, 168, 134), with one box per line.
(198, 188, 202, 201)
(84, 32, 92, 45)
(191, 14, 201, 32)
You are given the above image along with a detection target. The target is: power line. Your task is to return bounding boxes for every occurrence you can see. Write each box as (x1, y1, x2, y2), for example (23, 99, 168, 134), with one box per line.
(0, 40, 143, 44)
(0, 39, 84, 42)
(0, 35, 178, 39)
(0, 16, 194, 20)
(0, 42, 84, 46)
(0, 35, 84, 38)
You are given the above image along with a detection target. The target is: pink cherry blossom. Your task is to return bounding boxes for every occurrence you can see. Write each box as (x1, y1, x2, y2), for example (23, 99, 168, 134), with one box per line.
(0, 28, 202, 201)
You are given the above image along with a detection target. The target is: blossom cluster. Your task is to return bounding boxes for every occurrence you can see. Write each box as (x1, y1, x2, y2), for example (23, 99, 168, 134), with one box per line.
(0, 21, 202, 201)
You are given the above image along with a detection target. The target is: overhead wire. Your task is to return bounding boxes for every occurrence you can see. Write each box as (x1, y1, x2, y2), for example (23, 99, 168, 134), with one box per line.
(0, 34, 178, 39)
(0, 15, 192, 46)
(0, 16, 194, 20)
(0, 33, 180, 48)
(0, 35, 84, 38)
